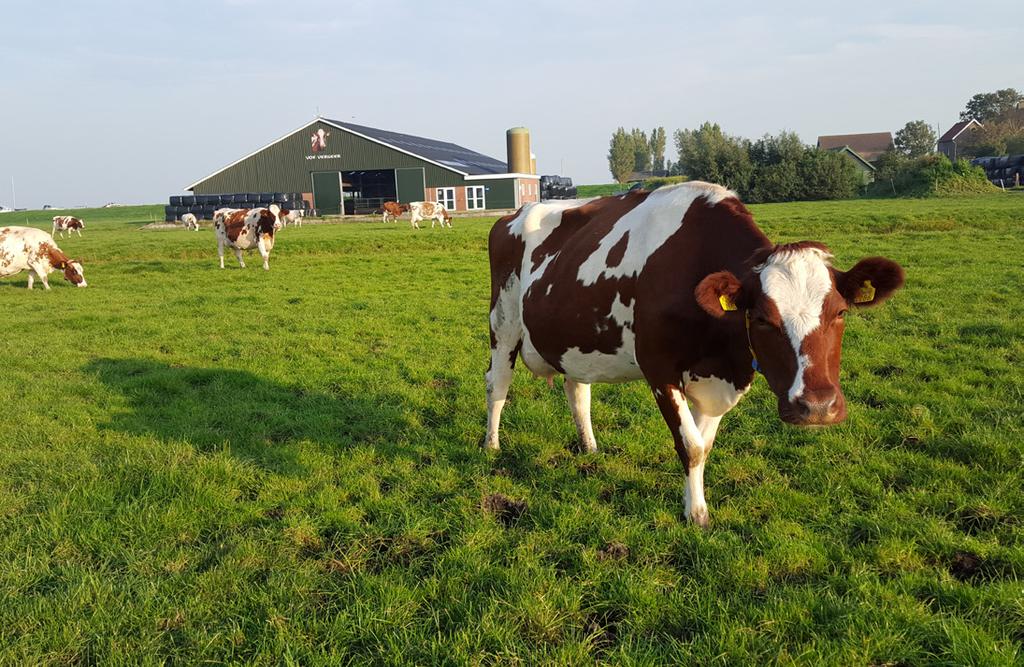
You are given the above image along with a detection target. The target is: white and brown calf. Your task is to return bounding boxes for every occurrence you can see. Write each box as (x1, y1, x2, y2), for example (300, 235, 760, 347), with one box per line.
(213, 204, 285, 270)
(52, 215, 84, 238)
(408, 201, 452, 229)
(0, 226, 86, 288)
(485, 182, 904, 526)
(181, 213, 200, 231)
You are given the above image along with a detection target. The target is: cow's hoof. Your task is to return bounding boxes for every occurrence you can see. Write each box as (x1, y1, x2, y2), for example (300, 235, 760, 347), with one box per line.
(688, 507, 710, 528)
(482, 439, 500, 452)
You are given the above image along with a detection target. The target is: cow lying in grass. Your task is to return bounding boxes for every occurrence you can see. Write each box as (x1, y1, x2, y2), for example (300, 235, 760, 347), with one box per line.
(213, 204, 286, 270)
(0, 226, 87, 288)
(485, 181, 904, 526)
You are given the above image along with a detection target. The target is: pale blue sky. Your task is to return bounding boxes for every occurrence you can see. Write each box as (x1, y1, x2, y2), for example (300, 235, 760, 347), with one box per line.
(1, 0, 1019, 208)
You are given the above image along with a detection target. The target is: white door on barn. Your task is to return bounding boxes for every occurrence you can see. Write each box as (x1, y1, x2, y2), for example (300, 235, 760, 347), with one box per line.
(435, 187, 456, 210)
(466, 185, 486, 210)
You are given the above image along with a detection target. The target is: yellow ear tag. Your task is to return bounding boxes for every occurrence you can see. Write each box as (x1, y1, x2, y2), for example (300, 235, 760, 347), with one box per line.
(719, 294, 737, 311)
(854, 280, 875, 304)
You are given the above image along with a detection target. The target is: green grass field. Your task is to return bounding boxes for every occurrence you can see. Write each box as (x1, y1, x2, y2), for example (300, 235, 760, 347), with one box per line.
(1, 195, 1022, 665)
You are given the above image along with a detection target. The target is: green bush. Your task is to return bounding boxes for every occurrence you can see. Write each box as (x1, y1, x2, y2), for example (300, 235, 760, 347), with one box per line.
(868, 154, 996, 197)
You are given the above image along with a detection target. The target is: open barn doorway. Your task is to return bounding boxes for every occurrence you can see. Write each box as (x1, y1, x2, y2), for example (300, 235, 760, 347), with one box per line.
(342, 170, 398, 215)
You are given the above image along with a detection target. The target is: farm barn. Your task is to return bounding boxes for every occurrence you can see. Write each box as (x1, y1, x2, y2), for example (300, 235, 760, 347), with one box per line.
(186, 119, 541, 215)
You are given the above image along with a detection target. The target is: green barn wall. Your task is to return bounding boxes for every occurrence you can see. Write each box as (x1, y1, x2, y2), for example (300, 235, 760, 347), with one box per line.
(475, 179, 516, 209)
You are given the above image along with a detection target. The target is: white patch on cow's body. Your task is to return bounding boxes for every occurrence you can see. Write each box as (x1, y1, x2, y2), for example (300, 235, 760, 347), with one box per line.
(559, 293, 640, 383)
(756, 247, 833, 401)
(576, 181, 736, 286)
(682, 372, 749, 417)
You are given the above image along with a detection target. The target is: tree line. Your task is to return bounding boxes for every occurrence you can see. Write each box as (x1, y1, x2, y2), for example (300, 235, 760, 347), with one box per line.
(607, 87, 1021, 200)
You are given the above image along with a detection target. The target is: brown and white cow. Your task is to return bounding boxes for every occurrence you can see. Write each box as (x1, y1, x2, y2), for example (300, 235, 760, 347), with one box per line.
(382, 201, 408, 223)
(485, 182, 904, 526)
(213, 204, 286, 270)
(408, 201, 452, 229)
(180, 213, 200, 231)
(282, 209, 304, 227)
(0, 226, 86, 288)
(52, 215, 84, 238)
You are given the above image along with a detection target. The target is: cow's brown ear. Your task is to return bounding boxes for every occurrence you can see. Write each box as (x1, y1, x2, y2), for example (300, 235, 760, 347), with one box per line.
(695, 271, 743, 318)
(836, 257, 904, 307)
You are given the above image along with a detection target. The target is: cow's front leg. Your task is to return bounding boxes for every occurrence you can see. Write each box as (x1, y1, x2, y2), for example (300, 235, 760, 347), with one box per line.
(218, 239, 226, 269)
(27, 271, 34, 289)
(258, 239, 270, 270)
(564, 378, 597, 453)
(651, 383, 712, 527)
(234, 247, 246, 268)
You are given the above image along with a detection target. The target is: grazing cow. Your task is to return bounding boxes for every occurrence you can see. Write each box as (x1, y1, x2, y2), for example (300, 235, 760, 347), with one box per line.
(181, 213, 200, 231)
(283, 209, 304, 227)
(485, 182, 904, 526)
(408, 201, 452, 229)
(213, 204, 286, 270)
(382, 201, 408, 223)
(52, 215, 84, 238)
(0, 226, 86, 289)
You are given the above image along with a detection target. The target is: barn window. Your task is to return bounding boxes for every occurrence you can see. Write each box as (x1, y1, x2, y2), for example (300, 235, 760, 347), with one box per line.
(467, 185, 486, 210)
(436, 188, 456, 210)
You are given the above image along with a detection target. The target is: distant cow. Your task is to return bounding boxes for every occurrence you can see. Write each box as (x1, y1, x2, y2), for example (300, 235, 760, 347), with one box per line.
(484, 182, 904, 526)
(213, 204, 286, 270)
(283, 209, 304, 227)
(52, 215, 84, 238)
(408, 201, 452, 229)
(382, 201, 409, 223)
(0, 226, 87, 289)
(181, 213, 200, 231)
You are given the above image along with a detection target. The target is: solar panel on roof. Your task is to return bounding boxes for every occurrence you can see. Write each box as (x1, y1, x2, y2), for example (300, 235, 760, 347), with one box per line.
(327, 120, 509, 175)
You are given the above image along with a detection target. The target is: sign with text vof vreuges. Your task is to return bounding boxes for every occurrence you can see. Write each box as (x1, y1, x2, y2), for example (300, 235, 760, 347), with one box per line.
(307, 128, 340, 160)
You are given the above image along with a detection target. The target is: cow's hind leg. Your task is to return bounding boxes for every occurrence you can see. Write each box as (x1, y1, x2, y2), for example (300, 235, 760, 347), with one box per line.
(485, 283, 522, 451)
(485, 340, 519, 451)
(564, 379, 597, 453)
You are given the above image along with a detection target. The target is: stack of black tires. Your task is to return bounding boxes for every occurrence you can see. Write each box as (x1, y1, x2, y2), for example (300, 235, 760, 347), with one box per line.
(970, 155, 1024, 187)
(164, 193, 309, 222)
(540, 175, 578, 200)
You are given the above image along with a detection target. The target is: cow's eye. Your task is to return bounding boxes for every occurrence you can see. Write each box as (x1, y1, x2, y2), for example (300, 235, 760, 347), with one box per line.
(836, 309, 848, 319)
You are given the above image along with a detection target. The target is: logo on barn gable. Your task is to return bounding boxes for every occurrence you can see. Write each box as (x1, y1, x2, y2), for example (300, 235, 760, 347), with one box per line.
(310, 128, 330, 153)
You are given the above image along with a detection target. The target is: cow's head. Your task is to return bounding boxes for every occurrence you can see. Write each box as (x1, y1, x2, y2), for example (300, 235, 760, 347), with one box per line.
(696, 242, 903, 425)
(267, 204, 285, 231)
(62, 259, 87, 287)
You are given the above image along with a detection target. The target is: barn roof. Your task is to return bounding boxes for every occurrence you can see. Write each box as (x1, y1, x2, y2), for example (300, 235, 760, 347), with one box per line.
(938, 119, 982, 143)
(817, 132, 894, 161)
(325, 119, 509, 176)
(825, 146, 876, 170)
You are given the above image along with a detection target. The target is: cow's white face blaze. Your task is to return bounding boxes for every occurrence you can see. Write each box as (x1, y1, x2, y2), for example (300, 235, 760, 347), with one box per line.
(751, 245, 844, 424)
